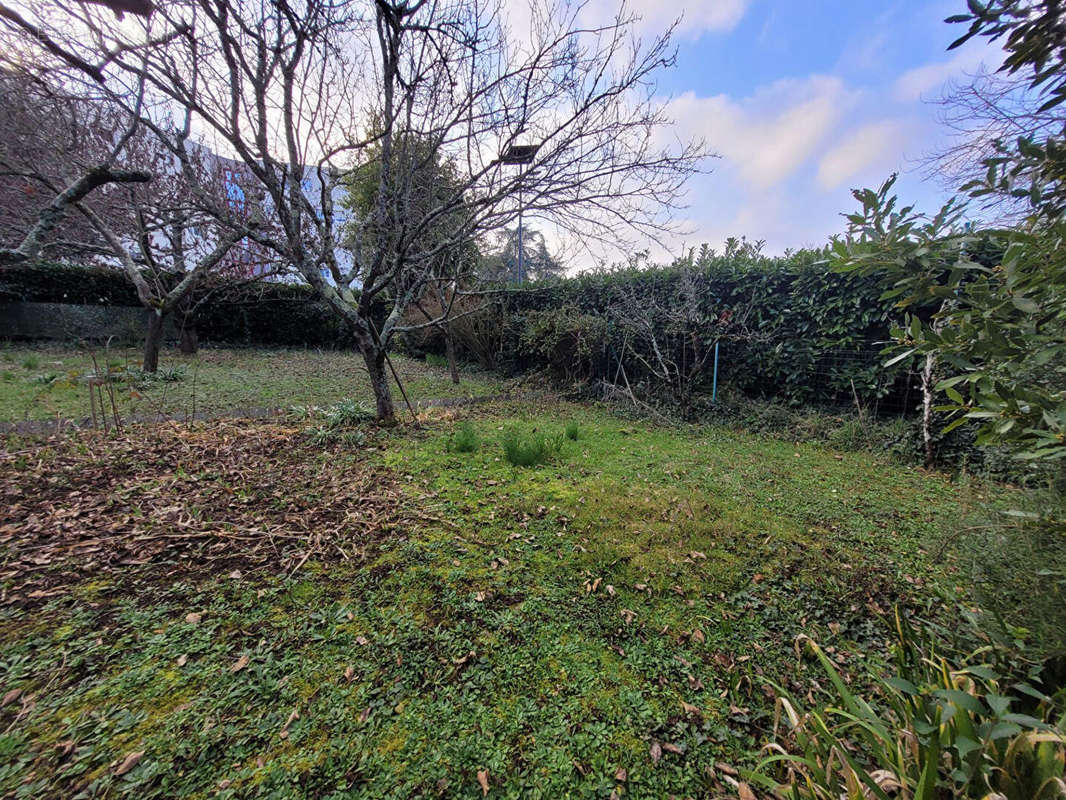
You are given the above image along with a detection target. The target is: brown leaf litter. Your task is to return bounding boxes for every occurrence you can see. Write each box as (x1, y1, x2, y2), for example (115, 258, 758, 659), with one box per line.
(0, 419, 420, 606)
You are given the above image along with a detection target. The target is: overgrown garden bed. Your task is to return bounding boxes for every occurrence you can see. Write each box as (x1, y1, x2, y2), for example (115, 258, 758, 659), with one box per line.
(3, 399, 1052, 798)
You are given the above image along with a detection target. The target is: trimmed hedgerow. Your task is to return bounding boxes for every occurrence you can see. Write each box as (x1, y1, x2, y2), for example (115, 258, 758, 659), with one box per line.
(0, 261, 389, 348)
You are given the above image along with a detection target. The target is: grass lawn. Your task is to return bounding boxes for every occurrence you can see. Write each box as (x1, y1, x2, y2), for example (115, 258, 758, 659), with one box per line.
(0, 398, 1012, 798)
(0, 344, 505, 423)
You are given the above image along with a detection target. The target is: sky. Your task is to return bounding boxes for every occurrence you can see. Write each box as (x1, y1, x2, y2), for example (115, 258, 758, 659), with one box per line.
(566, 0, 1006, 263)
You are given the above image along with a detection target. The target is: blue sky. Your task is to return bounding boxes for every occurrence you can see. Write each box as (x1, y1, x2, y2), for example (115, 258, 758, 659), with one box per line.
(593, 0, 1005, 258)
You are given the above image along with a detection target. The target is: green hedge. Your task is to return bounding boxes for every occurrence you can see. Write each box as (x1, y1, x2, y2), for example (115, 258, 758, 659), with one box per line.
(499, 249, 918, 410)
(0, 262, 388, 348)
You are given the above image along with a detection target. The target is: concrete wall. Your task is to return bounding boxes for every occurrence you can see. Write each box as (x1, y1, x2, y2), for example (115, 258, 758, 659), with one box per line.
(0, 302, 177, 342)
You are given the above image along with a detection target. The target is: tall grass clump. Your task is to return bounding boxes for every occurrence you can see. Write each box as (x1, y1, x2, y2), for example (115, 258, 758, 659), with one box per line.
(324, 398, 375, 428)
(502, 427, 562, 467)
(448, 421, 479, 453)
(565, 421, 580, 440)
(305, 398, 374, 446)
(750, 609, 1066, 799)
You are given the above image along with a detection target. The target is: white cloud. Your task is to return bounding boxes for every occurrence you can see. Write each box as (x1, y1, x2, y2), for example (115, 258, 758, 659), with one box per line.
(501, 0, 749, 46)
(816, 119, 908, 190)
(893, 43, 1001, 102)
(575, 0, 749, 38)
(665, 76, 858, 188)
(666, 0, 750, 36)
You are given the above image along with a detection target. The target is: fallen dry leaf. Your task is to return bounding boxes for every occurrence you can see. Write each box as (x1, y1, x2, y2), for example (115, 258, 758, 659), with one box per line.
(358, 706, 371, 723)
(620, 608, 636, 625)
(184, 612, 202, 625)
(176, 654, 188, 667)
(355, 635, 370, 646)
(343, 665, 355, 682)
(474, 591, 486, 602)
(614, 767, 627, 782)
(680, 701, 701, 717)
(279, 707, 299, 738)
(477, 769, 490, 796)
(114, 750, 144, 776)
(2, 688, 21, 707)
(605, 584, 616, 596)
(230, 654, 250, 673)
(662, 742, 684, 755)
(649, 741, 662, 764)
(53, 740, 76, 759)
(691, 628, 705, 644)
(738, 782, 757, 800)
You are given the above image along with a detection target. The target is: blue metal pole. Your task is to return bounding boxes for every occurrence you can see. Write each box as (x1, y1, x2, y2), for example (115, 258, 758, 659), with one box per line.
(712, 341, 719, 403)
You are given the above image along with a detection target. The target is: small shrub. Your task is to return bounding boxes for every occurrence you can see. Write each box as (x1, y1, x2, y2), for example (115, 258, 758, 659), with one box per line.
(286, 404, 320, 422)
(302, 398, 375, 445)
(323, 398, 375, 428)
(516, 306, 608, 382)
(425, 352, 449, 368)
(448, 421, 479, 453)
(307, 426, 366, 448)
(120, 365, 187, 389)
(502, 427, 562, 467)
(153, 365, 186, 383)
(565, 421, 580, 440)
(20, 355, 39, 370)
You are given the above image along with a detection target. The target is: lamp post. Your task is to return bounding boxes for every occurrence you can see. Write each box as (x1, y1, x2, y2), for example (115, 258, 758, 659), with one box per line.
(497, 143, 539, 283)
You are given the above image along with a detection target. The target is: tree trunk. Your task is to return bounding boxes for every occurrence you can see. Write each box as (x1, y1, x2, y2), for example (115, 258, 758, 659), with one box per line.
(363, 345, 396, 424)
(143, 310, 165, 373)
(921, 351, 936, 470)
(444, 327, 460, 384)
(178, 323, 198, 355)
(176, 300, 198, 355)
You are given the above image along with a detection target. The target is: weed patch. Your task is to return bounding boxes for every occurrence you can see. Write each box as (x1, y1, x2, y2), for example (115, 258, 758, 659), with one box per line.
(447, 421, 479, 453)
(501, 425, 563, 466)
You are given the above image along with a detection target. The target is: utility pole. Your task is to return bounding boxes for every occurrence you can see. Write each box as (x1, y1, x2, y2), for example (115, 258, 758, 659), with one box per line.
(496, 143, 539, 283)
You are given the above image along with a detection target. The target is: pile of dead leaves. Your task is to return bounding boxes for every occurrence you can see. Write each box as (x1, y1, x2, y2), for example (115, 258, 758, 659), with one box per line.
(0, 419, 414, 605)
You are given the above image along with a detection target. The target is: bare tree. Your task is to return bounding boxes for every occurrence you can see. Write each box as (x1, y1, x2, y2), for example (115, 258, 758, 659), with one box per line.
(921, 67, 1066, 219)
(0, 59, 269, 371)
(609, 265, 759, 413)
(0, 2, 192, 261)
(80, 130, 267, 372)
(0, 69, 150, 265)
(41, 0, 704, 421)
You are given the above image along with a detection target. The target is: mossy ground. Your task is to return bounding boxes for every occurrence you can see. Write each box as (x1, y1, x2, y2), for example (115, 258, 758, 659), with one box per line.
(0, 397, 1013, 798)
(0, 344, 504, 422)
